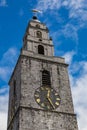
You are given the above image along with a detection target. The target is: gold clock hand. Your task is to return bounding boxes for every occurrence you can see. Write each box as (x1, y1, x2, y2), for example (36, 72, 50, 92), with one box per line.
(47, 97, 55, 109)
(47, 89, 55, 109)
(47, 89, 50, 98)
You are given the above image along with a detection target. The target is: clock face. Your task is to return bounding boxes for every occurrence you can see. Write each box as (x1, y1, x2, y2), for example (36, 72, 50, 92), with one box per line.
(34, 86, 61, 110)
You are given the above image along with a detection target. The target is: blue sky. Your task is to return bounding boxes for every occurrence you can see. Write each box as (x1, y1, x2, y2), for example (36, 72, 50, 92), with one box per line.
(0, 0, 87, 130)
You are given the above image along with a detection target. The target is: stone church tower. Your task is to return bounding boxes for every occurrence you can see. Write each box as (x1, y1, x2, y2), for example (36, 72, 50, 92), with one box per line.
(7, 15, 78, 130)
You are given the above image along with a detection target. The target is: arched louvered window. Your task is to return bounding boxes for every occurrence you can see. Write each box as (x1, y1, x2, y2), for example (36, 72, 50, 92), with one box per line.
(38, 45, 44, 55)
(42, 70, 51, 86)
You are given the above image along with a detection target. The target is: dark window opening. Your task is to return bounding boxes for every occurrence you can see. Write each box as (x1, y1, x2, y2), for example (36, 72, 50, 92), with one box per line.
(39, 39, 42, 41)
(38, 45, 44, 55)
(36, 24, 40, 28)
(42, 70, 51, 86)
(36, 31, 42, 38)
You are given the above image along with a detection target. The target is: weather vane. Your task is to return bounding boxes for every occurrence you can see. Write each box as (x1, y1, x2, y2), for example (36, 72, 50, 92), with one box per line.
(32, 9, 42, 16)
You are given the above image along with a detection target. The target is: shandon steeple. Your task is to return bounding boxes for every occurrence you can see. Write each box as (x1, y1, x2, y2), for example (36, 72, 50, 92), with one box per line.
(7, 11, 79, 130)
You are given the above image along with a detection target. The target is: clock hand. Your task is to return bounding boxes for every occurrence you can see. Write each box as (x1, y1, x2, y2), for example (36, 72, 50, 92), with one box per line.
(47, 89, 50, 98)
(47, 89, 55, 109)
(47, 97, 55, 109)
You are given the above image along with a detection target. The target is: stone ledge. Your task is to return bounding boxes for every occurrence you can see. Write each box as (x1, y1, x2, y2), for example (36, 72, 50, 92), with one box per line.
(20, 106, 76, 116)
(21, 50, 67, 65)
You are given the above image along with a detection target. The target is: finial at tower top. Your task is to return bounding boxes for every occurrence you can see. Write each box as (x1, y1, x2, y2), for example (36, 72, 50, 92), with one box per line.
(32, 9, 42, 22)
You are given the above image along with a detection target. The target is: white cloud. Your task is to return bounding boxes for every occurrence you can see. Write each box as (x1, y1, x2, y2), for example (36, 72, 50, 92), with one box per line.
(36, 0, 87, 34)
(0, 47, 18, 82)
(37, 0, 87, 20)
(62, 51, 87, 130)
(0, 47, 18, 130)
(0, 112, 7, 130)
(0, 86, 8, 94)
(52, 23, 78, 44)
(68, 0, 87, 18)
(71, 62, 87, 130)
(0, 87, 8, 130)
(63, 51, 75, 64)
(0, 91, 8, 112)
(0, 0, 7, 7)
(37, 0, 60, 11)
(62, 24, 78, 42)
(0, 67, 11, 81)
(1, 48, 18, 65)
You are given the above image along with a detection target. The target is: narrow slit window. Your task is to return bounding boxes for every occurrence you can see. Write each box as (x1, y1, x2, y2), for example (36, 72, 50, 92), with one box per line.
(13, 80, 16, 96)
(42, 70, 51, 86)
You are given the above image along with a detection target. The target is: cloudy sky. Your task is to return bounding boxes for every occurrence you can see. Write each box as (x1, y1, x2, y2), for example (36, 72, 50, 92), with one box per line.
(0, 0, 87, 130)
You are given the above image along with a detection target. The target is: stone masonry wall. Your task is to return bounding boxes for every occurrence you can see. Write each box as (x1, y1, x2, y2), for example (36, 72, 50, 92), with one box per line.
(19, 108, 78, 130)
(7, 58, 21, 128)
(20, 55, 74, 114)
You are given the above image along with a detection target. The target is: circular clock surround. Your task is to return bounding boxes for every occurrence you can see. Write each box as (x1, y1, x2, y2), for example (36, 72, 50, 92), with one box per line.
(34, 86, 61, 110)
